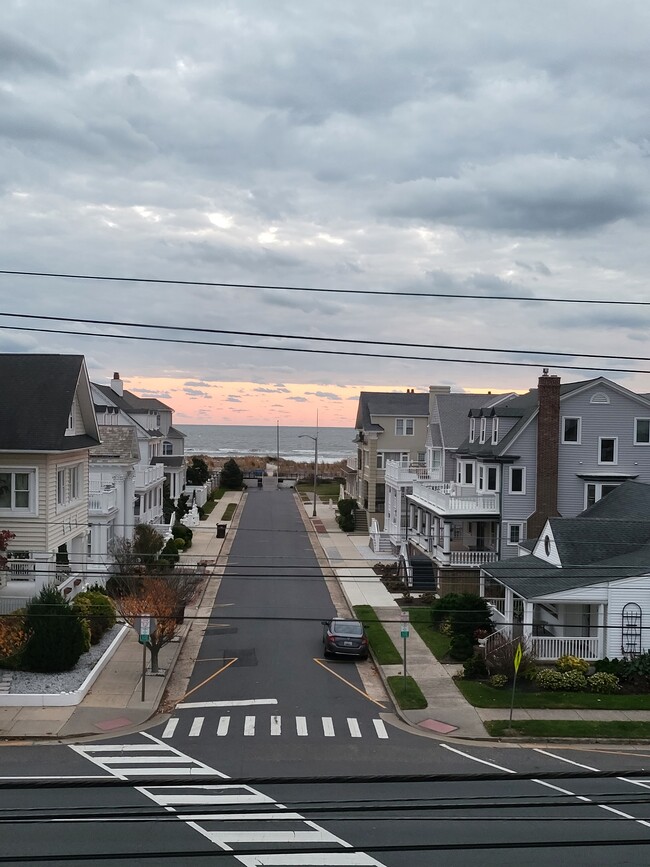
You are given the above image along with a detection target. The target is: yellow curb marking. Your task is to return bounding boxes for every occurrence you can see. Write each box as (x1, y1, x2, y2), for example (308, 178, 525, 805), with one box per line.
(313, 658, 385, 709)
(178, 657, 238, 704)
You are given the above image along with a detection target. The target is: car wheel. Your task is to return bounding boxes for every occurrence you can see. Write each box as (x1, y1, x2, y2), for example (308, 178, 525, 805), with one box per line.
(323, 647, 332, 658)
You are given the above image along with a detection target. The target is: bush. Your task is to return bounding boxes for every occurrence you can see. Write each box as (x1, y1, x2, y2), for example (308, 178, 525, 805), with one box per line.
(449, 634, 474, 661)
(557, 655, 589, 674)
(463, 653, 488, 680)
(489, 674, 508, 689)
(588, 672, 620, 694)
(535, 668, 566, 691)
(172, 523, 193, 550)
(431, 593, 492, 641)
(561, 670, 588, 691)
(0, 610, 28, 670)
(594, 657, 629, 679)
(72, 591, 116, 645)
(431, 593, 464, 626)
(220, 458, 244, 490)
(484, 635, 537, 681)
(336, 498, 357, 532)
(159, 538, 180, 567)
(22, 587, 87, 672)
(174, 538, 186, 550)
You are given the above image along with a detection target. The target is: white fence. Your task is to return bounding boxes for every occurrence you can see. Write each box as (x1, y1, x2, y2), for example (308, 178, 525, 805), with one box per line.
(532, 635, 600, 661)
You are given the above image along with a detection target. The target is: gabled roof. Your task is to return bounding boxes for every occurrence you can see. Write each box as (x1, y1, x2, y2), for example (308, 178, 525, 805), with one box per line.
(152, 455, 185, 468)
(355, 391, 429, 431)
(435, 392, 514, 450)
(0, 354, 100, 451)
(167, 426, 187, 439)
(547, 517, 650, 566)
(93, 384, 172, 414)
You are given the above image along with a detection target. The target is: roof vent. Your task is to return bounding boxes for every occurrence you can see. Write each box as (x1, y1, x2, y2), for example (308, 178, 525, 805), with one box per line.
(590, 392, 610, 404)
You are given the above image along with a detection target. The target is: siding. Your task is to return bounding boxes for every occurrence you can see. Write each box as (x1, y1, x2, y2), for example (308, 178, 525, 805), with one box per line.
(500, 421, 537, 557)
(558, 383, 650, 516)
(370, 415, 429, 454)
(607, 577, 650, 656)
(45, 452, 90, 551)
(0, 453, 48, 550)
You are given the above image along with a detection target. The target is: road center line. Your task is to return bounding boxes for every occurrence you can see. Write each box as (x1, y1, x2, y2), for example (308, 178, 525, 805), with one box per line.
(178, 657, 238, 704)
(312, 658, 386, 708)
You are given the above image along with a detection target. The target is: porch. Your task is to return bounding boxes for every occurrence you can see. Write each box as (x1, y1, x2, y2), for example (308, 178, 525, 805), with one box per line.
(1, 549, 91, 614)
(384, 459, 443, 484)
(408, 482, 499, 515)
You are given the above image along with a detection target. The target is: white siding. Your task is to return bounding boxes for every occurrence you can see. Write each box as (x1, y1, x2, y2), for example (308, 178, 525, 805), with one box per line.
(0, 454, 48, 550)
(606, 577, 650, 657)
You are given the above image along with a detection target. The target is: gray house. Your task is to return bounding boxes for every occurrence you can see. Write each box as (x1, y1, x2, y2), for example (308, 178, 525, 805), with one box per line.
(402, 372, 650, 593)
(481, 480, 650, 662)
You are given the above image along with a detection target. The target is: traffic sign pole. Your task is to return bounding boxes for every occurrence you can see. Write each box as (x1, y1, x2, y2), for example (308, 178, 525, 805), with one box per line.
(508, 642, 523, 728)
(400, 611, 410, 684)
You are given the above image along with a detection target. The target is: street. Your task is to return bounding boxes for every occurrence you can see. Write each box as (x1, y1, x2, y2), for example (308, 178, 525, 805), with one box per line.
(3, 486, 650, 864)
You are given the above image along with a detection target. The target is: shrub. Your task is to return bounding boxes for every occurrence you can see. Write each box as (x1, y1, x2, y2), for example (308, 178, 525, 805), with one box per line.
(431, 594, 464, 626)
(588, 672, 620, 694)
(159, 538, 180, 567)
(557, 655, 589, 674)
(489, 674, 508, 689)
(594, 657, 629, 679)
(418, 592, 437, 606)
(0, 610, 28, 670)
(560, 670, 588, 691)
(220, 458, 244, 489)
(463, 653, 488, 680)
(439, 620, 453, 636)
(535, 668, 566, 691)
(449, 634, 474, 661)
(72, 591, 116, 645)
(485, 635, 537, 681)
(336, 498, 357, 532)
(172, 523, 193, 550)
(174, 538, 186, 550)
(22, 587, 87, 672)
(623, 652, 650, 686)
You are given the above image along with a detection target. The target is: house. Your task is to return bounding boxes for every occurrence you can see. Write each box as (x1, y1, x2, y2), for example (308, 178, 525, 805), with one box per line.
(401, 371, 650, 594)
(0, 354, 101, 613)
(344, 389, 432, 530)
(480, 480, 650, 662)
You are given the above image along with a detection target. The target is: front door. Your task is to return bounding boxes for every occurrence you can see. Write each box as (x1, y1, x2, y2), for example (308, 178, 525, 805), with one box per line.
(476, 522, 485, 551)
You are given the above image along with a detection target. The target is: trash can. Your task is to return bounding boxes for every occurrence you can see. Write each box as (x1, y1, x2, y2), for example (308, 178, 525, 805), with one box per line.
(216, 523, 226, 538)
(257, 477, 263, 488)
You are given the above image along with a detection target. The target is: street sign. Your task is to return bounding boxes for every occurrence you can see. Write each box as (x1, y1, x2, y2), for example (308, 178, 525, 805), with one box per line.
(514, 642, 523, 673)
(135, 615, 156, 644)
(400, 628, 409, 638)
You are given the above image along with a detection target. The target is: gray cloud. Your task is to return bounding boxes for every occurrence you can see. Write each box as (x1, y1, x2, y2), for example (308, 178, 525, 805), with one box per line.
(305, 391, 341, 401)
(253, 386, 290, 393)
(183, 387, 210, 398)
(287, 396, 308, 402)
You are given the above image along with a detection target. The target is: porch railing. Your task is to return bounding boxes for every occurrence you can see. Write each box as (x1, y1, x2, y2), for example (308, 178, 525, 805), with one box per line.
(408, 482, 499, 514)
(135, 464, 165, 489)
(485, 597, 506, 617)
(89, 485, 118, 514)
(532, 635, 599, 661)
(385, 460, 443, 484)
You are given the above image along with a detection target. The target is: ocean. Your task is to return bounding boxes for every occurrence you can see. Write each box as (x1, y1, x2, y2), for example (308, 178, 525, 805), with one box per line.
(178, 424, 356, 464)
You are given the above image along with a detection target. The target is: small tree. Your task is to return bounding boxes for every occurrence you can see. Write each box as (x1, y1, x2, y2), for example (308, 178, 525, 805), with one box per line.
(116, 572, 201, 672)
(0, 530, 15, 571)
(220, 458, 243, 490)
(22, 587, 87, 672)
(72, 590, 116, 645)
(186, 457, 210, 486)
(133, 524, 165, 566)
(336, 498, 357, 532)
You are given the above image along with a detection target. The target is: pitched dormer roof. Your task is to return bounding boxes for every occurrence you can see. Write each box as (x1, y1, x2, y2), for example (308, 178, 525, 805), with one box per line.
(355, 391, 429, 431)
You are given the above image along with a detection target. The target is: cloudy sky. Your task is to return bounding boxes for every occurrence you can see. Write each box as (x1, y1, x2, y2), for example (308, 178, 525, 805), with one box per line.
(1, 0, 649, 426)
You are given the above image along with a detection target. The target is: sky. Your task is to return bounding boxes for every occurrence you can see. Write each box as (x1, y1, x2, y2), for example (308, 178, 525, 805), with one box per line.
(1, 1, 650, 426)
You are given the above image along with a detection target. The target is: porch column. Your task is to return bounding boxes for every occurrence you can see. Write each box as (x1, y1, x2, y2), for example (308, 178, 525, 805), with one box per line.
(597, 603, 606, 658)
(504, 589, 514, 636)
(433, 517, 439, 548)
(479, 570, 486, 598)
(442, 522, 451, 556)
(523, 601, 534, 641)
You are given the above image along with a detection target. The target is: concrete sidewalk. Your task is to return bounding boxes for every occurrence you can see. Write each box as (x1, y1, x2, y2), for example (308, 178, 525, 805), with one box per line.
(0, 490, 244, 741)
(301, 493, 650, 739)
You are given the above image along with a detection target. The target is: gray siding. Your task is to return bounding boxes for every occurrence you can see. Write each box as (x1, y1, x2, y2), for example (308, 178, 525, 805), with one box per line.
(500, 420, 537, 557)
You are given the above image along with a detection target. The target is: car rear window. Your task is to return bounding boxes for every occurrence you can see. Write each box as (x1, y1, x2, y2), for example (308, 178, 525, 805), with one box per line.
(333, 621, 363, 636)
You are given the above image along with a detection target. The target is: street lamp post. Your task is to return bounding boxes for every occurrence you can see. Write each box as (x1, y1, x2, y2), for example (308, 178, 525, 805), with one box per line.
(299, 430, 319, 518)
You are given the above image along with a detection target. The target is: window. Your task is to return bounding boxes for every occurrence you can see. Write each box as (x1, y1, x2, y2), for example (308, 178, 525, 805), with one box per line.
(562, 417, 581, 444)
(585, 482, 620, 509)
(509, 466, 526, 494)
(635, 418, 650, 445)
(417, 452, 425, 463)
(478, 466, 484, 491)
(457, 461, 474, 485)
(65, 409, 75, 435)
(479, 418, 486, 444)
(469, 418, 476, 443)
(430, 449, 442, 473)
(56, 463, 83, 508)
(491, 419, 499, 445)
(507, 523, 524, 546)
(163, 441, 173, 455)
(599, 437, 618, 464)
(487, 466, 498, 491)
(544, 535, 551, 556)
(395, 418, 414, 436)
(0, 470, 35, 513)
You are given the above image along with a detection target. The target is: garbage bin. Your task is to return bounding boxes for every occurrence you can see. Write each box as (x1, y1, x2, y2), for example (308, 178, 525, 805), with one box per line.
(216, 523, 226, 538)
(257, 477, 263, 488)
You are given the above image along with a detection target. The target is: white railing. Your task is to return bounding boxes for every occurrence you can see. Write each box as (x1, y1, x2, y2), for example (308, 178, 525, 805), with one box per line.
(448, 550, 498, 566)
(385, 460, 443, 484)
(486, 597, 506, 617)
(89, 485, 118, 513)
(532, 635, 599, 661)
(346, 454, 358, 471)
(57, 572, 87, 601)
(408, 482, 499, 514)
(482, 626, 514, 656)
(135, 464, 165, 489)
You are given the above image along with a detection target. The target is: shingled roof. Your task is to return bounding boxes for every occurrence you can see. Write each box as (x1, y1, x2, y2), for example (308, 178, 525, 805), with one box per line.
(355, 391, 429, 431)
(0, 354, 100, 451)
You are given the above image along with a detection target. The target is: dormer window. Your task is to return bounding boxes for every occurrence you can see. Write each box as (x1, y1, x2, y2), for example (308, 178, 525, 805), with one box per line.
(491, 419, 499, 445)
(65, 408, 75, 436)
(469, 418, 475, 443)
(479, 418, 486, 444)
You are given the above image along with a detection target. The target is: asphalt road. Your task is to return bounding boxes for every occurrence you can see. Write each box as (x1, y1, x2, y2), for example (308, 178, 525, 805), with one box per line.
(4, 487, 650, 864)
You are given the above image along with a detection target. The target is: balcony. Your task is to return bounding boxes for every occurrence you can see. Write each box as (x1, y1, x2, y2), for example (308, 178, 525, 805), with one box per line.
(409, 482, 499, 516)
(409, 531, 498, 567)
(384, 460, 443, 484)
(346, 454, 358, 471)
(89, 484, 118, 515)
(135, 464, 165, 490)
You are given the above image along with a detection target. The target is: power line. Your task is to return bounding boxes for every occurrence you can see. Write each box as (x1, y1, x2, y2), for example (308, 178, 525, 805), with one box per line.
(3, 309, 649, 364)
(1, 323, 648, 376)
(1, 267, 648, 307)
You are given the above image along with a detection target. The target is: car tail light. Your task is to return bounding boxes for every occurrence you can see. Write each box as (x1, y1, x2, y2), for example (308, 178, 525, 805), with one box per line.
(360, 637, 368, 645)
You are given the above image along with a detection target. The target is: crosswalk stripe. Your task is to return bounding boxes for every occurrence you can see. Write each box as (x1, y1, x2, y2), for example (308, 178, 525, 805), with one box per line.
(244, 715, 256, 736)
(270, 715, 281, 736)
(161, 718, 178, 739)
(189, 717, 204, 737)
(322, 717, 335, 737)
(236, 856, 384, 866)
(373, 719, 388, 739)
(347, 718, 361, 738)
(217, 716, 230, 736)
(296, 716, 308, 736)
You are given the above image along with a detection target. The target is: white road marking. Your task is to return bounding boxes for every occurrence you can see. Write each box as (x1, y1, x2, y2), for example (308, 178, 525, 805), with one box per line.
(373, 719, 388, 739)
(347, 718, 362, 738)
(161, 718, 178, 739)
(270, 715, 281, 736)
(71, 734, 388, 866)
(217, 716, 230, 736)
(439, 744, 517, 774)
(189, 717, 204, 737)
(533, 749, 599, 771)
(244, 715, 256, 736)
(296, 716, 308, 736)
(322, 717, 335, 737)
(178, 698, 278, 709)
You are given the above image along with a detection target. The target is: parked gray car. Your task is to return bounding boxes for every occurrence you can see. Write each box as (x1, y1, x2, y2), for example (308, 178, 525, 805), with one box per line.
(321, 618, 369, 660)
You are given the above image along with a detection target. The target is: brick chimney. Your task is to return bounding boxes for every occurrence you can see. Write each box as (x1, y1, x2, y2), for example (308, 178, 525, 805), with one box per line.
(110, 372, 123, 397)
(527, 370, 561, 539)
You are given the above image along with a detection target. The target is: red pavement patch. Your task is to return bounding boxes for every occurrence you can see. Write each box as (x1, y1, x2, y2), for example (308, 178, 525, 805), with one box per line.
(94, 717, 133, 732)
(418, 719, 458, 734)
(311, 520, 328, 533)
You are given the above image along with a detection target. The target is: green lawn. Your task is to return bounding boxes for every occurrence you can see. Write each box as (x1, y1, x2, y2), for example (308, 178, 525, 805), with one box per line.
(221, 503, 237, 521)
(353, 605, 402, 665)
(296, 481, 341, 500)
(200, 488, 227, 520)
(486, 719, 650, 739)
(456, 678, 650, 710)
(405, 608, 450, 661)
(388, 675, 428, 710)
